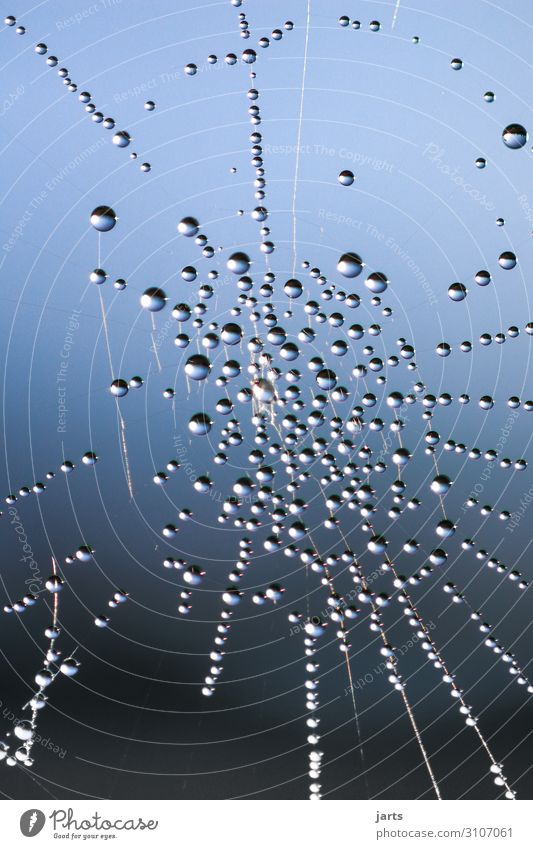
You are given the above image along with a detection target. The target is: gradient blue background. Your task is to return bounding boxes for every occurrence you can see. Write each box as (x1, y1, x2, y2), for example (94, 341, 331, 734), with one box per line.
(0, 0, 533, 800)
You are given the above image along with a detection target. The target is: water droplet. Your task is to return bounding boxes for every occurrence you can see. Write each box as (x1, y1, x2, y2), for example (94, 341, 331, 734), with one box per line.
(90, 206, 117, 232)
(227, 252, 251, 274)
(498, 251, 516, 269)
(112, 130, 131, 148)
(448, 282, 467, 301)
(140, 287, 167, 312)
(188, 413, 212, 436)
(337, 252, 364, 278)
(502, 123, 528, 149)
(338, 170, 354, 186)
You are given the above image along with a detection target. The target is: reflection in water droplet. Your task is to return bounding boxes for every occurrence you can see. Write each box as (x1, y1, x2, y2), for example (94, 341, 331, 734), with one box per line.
(338, 170, 354, 186)
(140, 288, 167, 311)
(502, 123, 528, 149)
(448, 282, 467, 302)
(499, 251, 517, 269)
(337, 252, 363, 278)
(189, 413, 212, 436)
(227, 251, 251, 274)
(112, 130, 131, 147)
(90, 206, 117, 232)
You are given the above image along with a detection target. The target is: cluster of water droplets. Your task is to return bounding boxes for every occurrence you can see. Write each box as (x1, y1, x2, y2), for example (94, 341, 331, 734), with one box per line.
(2, 1, 533, 800)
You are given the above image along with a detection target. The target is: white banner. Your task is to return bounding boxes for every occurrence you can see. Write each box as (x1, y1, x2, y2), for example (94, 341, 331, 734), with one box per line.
(1, 800, 530, 847)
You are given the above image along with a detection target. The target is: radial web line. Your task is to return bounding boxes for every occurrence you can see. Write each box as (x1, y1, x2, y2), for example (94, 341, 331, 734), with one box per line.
(291, 0, 311, 277)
